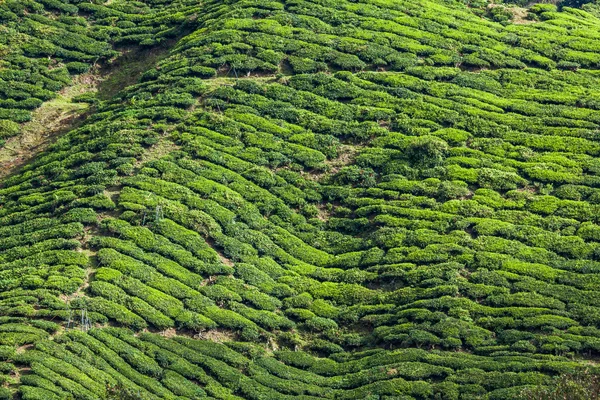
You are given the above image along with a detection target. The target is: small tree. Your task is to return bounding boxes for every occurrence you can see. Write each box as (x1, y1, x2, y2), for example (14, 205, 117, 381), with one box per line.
(406, 135, 449, 168)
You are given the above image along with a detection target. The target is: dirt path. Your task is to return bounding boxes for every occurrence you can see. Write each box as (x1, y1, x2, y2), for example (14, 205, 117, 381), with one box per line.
(0, 41, 177, 181)
(0, 73, 99, 179)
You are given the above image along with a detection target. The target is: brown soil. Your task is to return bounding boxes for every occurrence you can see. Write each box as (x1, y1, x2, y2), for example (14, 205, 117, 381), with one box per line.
(509, 6, 536, 24)
(487, 3, 536, 25)
(306, 144, 359, 182)
(161, 328, 178, 338)
(197, 329, 235, 343)
(16, 344, 34, 355)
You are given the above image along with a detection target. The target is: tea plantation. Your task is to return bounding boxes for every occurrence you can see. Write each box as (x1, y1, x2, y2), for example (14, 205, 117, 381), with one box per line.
(1, 0, 600, 398)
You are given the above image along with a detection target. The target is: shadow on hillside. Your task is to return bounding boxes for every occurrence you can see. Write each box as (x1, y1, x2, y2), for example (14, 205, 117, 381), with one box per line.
(96, 41, 176, 101)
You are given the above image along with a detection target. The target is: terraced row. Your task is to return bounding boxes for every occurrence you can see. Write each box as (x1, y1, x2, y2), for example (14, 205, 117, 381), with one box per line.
(1, 0, 600, 398)
(177, 0, 600, 77)
(16, 327, 586, 400)
(0, 0, 201, 145)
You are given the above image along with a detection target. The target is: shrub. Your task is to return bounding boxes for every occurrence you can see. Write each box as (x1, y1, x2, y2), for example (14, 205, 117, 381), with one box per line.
(406, 136, 449, 168)
(65, 62, 91, 74)
(0, 120, 19, 138)
(521, 369, 600, 400)
(432, 128, 471, 146)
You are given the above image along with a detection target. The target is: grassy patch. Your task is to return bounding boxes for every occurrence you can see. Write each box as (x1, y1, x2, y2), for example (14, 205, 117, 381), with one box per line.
(0, 74, 98, 178)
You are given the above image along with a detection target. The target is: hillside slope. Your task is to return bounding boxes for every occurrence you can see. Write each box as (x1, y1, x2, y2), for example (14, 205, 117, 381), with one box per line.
(2, 0, 600, 399)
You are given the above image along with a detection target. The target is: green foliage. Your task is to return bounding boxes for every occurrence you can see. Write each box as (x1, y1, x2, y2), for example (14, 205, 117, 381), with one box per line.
(521, 369, 600, 400)
(3, 0, 600, 399)
(406, 136, 449, 168)
(0, 120, 19, 138)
